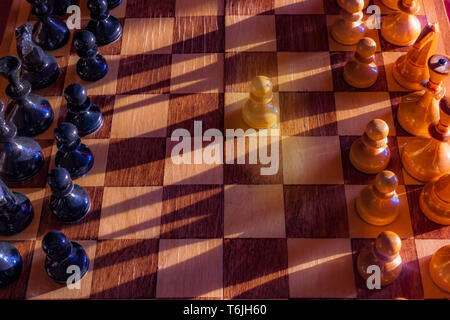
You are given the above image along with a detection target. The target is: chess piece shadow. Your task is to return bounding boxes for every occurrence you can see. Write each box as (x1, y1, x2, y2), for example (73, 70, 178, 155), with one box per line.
(0, 242, 23, 288)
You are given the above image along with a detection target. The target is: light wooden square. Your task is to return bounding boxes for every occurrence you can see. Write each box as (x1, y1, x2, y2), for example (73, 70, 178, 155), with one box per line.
(225, 15, 276, 52)
(64, 55, 120, 96)
(414, 239, 450, 299)
(288, 238, 357, 298)
(382, 52, 410, 92)
(121, 18, 174, 55)
(335, 92, 395, 136)
(156, 239, 223, 298)
(99, 187, 163, 239)
(26, 240, 96, 299)
(175, 0, 224, 16)
(282, 136, 344, 184)
(0, 188, 45, 241)
(345, 185, 414, 238)
(275, 0, 324, 14)
(397, 136, 425, 185)
(170, 54, 224, 93)
(277, 52, 333, 92)
(224, 185, 286, 238)
(34, 96, 63, 140)
(111, 94, 169, 138)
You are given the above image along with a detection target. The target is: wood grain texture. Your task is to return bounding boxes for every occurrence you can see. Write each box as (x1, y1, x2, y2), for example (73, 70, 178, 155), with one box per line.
(225, 0, 274, 15)
(280, 92, 337, 136)
(284, 185, 349, 238)
(126, 0, 176, 18)
(323, 0, 341, 14)
(175, 0, 224, 16)
(160, 185, 223, 238)
(224, 238, 288, 299)
(276, 15, 329, 52)
(105, 138, 166, 186)
(274, 0, 325, 14)
(351, 238, 424, 299)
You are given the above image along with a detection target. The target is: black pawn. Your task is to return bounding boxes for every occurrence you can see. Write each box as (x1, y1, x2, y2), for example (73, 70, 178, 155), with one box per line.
(107, 0, 122, 9)
(54, 122, 94, 179)
(0, 179, 34, 236)
(50, 0, 79, 16)
(64, 83, 103, 136)
(87, 0, 122, 46)
(27, 0, 70, 51)
(15, 23, 60, 90)
(0, 242, 23, 288)
(0, 100, 44, 182)
(73, 30, 108, 82)
(42, 230, 90, 284)
(48, 167, 91, 223)
(0, 56, 54, 137)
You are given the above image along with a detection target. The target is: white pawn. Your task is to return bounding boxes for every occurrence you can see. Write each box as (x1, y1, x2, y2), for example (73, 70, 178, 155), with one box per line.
(331, 0, 366, 46)
(344, 37, 378, 88)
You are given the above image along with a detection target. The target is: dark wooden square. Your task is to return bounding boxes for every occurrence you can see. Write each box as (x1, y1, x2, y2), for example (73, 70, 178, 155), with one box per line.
(276, 15, 329, 52)
(160, 185, 223, 238)
(90, 239, 159, 299)
(280, 92, 337, 136)
(105, 138, 166, 186)
(284, 185, 349, 238)
(225, 0, 274, 15)
(224, 238, 289, 299)
(323, 0, 341, 14)
(116, 54, 172, 94)
(126, 0, 176, 18)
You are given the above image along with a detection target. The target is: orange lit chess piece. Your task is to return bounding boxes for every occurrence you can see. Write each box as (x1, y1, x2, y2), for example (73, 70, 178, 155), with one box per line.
(381, 0, 421, 46)
(393, 23, 440, 91)
(350, 119, 391, 174)
(357, 231, 403, 286)
(429, 245, 450, 293)
(344, 37, 378, 88)
(398, 54, 449, 137)
(380, 0, 400, 11)
(401, 98, 450, 182)
(331, 0, 366, 46)
(420, 173, 450, 225)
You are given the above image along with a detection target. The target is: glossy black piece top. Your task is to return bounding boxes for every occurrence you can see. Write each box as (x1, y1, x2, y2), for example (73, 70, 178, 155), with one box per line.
(50, 0, 79, 16)
(42, 230, 73, 260)
(73, 31, 109, 81)
(48, 166, 73, 195)
(0, 242, 23, 288)
(64, 83, 88, 106)
(0, 56, 32, 99)
(107, 0, 122, 10)
(74, 30, 97, 57)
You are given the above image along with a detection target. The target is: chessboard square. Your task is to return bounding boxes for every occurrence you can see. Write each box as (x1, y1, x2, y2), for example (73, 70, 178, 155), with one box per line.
(224, 185, 286, 238)
(396, 137, 425, 186)
(37, 187, 103, 240)
(274, 0, 324, 14)
(276, 15, 328, 51)
(277, 52, 333, 92)
(340, 136, 404, 185)
(31, 56, 69, 97)
(288, 238, 356, 298)
(383, 52, 411, 92)
(351, 238, 424, 299)
(121, 18, 174, 55)
(34, 96, 63, 140)
(99, 187, 163, 239)
(116, 54, 172, 94)
(282, 136, 344, 184)
(335, 92, 395, 136)
(284, 185, 349, 238)
(224, 239, 289, 299)
(167, 93, 223, 137)
(111, 94, 169, 138)
(64, 55, 120, 96)
(225, 0, 274, 15)
(126, 0, 176, 17)
(156, 239, 223, 298)
(164, 138, 223, 185)
(90, 239, 158, 299)
(161, 185, 223, 238)
(225, 52, 278, 92)
(26, 240, 96, 299)
(0, 241, 35, 299)
(280, 92, 337, 136)
(225, 15, 276, 52)
(405, 186, 450, 239)
(170, 53, 224, 93)
(175, 0, 224, 16)
(0, 189, 44, 241)
(414, 239, 450, 299)
(172, 16, 225, 53)
(105, 138, 166, 186)
(345, 185, 414, 238)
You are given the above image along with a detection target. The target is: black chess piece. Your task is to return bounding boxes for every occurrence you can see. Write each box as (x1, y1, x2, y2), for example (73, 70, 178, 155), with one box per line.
(0, 242, 23, 288)
(15, 23, 60, 90)
(87, 0, 122, 46)
(48, 167, 91, 223)
(27, 0, 70, 51)
(49, 0, 79, 16)
(0, 56, 54, 137)
(73, 30, 109, 82)
(64, 83, 103, 136)
(107, 0, 122, 9)
(42, 230, 90, 284)
(0, 100, 44, 182)
(0, 179, 34, 236)
(54, 123, 94, 179)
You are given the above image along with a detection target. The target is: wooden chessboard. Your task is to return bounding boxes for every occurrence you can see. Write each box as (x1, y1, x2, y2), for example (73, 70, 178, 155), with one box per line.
(0, 0, 449, 300)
